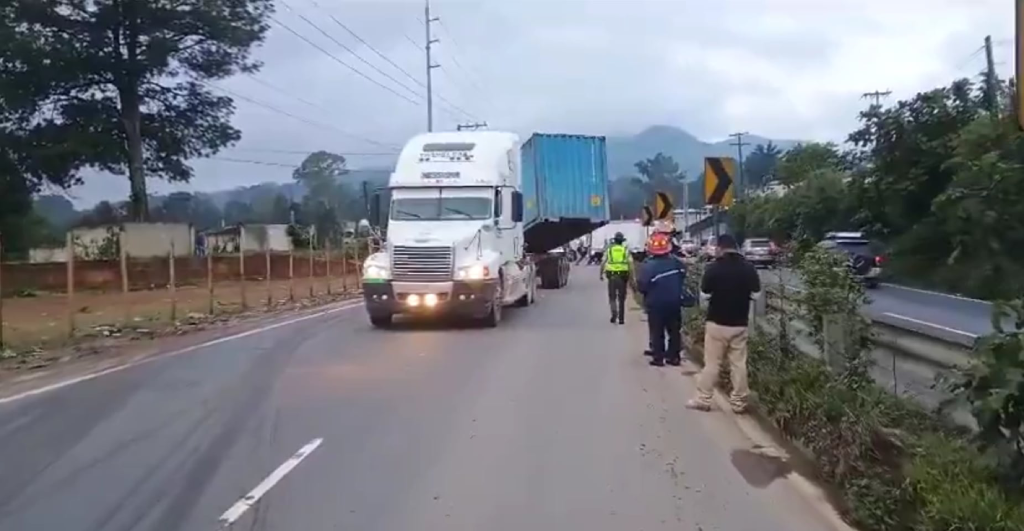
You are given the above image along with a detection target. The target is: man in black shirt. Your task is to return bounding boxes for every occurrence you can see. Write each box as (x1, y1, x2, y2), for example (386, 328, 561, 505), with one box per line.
(686, 233, 761, 413)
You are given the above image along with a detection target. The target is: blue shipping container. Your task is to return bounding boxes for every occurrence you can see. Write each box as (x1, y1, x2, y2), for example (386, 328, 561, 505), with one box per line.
(520, 133, 610, 253)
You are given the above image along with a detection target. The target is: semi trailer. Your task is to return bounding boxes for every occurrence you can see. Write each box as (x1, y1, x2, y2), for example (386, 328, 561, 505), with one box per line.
(360, 131, 609, 328)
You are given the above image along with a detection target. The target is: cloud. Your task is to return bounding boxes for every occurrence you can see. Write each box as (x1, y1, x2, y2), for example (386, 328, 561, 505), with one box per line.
(61, 0, 1012, 207)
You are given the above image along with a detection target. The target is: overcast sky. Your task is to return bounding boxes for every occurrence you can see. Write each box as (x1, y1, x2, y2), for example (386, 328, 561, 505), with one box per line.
(67, 0, 1014, 207)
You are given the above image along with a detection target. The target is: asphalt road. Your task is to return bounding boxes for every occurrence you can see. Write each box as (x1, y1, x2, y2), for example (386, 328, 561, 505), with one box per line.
(0, 272, 835, 531)
(759, 268, 995, 340)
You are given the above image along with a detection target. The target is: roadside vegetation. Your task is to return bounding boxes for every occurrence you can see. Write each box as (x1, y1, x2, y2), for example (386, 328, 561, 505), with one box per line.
(727, 72, 1024, 301)
(684, 249, 1024, 530)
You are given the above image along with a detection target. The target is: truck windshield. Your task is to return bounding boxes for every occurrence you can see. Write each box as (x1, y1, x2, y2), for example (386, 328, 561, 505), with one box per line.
(391, 196, 492, 220)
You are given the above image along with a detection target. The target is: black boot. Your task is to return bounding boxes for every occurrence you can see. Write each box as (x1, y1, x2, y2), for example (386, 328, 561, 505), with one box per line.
(610, 315, 617, 324)
(649, 357, 665, 367)
(617, 316, 624, 325)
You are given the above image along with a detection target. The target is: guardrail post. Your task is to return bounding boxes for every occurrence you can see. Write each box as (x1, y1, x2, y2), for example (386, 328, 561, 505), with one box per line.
(823, 314, 849, 372)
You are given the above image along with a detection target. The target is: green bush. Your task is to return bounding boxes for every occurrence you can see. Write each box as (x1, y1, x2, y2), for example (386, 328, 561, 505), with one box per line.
(689, 247, 1024, 530)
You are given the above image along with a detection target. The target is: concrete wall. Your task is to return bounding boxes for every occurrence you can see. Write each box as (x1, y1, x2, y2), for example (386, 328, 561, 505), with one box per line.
(28, 248, 69, 263)
(69, 223, 195, 259)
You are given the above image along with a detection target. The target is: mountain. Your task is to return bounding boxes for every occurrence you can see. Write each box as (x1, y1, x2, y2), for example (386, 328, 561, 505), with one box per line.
(201, 168, 391, 208)
(605, 125, 801, 180)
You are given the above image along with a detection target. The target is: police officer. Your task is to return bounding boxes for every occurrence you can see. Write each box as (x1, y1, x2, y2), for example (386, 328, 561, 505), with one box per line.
(599, 232, 631, 324)
(637, 232, 688, 366)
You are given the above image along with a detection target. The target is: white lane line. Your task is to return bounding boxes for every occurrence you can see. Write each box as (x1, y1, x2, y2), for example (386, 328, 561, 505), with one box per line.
(881, 283, 989, 304)
(218, 438, 324, 528)
(0, 301, 364, 406)
(880, 312, 978, 339)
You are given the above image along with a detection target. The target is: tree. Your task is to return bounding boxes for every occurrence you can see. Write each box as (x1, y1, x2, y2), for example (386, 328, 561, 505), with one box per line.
(743, 142, 782, 189)
(774, 142, 844, 186)
(0, 0, 274, 220)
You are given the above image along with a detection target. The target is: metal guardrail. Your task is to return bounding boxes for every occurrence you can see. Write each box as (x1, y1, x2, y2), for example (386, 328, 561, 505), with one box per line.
(759, 285, 978, 429)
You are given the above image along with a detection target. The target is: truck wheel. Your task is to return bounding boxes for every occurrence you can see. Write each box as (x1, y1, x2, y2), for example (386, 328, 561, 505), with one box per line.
(482, 282, 503, 327)
(514, 275, 536, 307)
(369, 314, 393, 328)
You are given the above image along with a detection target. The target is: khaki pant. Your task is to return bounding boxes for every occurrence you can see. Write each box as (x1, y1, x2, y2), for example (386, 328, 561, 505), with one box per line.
(695, 322, 750, 407)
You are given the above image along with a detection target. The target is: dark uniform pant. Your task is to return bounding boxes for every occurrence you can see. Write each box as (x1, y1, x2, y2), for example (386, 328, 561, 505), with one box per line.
(606, 272, 628, 321)
(647, 307, 682, 363)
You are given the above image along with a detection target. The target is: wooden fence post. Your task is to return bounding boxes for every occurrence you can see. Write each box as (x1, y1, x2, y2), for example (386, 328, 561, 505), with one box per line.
(340, 231, 348, 292)
(265, 244, 272, 307)
(288, 247, 295, 302)
(168, 242, 177, 323)
(120, 229, 130, 324)
(354, 239, 362, 285)
(66, 232, 75, 338)
(0, 233, 4, 348)
(325, 238, 332, 295)
(308, 233, 314, 298)
(207, 248, 214, 315)
(239, 228, 247, 310)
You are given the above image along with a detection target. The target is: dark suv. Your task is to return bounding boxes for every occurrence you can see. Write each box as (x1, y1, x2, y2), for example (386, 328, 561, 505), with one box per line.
(817, 232, 884, 288)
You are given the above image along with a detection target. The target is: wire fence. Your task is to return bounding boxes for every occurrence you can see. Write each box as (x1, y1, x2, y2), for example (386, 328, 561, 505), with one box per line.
(0, 231, 373, 351)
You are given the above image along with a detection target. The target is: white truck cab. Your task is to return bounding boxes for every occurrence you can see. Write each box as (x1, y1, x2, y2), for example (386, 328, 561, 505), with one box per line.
(361, 131, 536, 328)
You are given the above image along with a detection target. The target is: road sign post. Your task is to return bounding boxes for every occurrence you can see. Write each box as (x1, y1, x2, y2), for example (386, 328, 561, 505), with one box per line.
(640, 205, 654, 227)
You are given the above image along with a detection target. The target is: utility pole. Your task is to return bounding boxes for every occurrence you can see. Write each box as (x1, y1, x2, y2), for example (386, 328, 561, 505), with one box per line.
(424, 0, 440, 131)
(457, 122, 488, 131)
(729, 131, 749, 199)
(861, 90, 892, 107)
(984, 35, 999, 115)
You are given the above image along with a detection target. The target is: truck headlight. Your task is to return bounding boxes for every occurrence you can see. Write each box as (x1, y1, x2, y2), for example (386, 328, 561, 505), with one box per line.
(456, 263, 490, 280)
(363, 265, 390, 280)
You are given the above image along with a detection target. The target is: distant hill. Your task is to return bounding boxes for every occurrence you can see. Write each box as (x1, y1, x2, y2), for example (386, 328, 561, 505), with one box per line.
(201, 168, 391, 208)
(37, 125, 801, 221)
(605, 125, 801, 180)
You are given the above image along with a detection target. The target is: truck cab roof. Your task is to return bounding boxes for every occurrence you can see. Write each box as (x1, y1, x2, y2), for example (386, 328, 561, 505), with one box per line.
(391, 131, 520, 189)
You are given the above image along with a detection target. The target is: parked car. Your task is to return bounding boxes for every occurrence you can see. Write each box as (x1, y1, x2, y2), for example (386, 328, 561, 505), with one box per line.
(817, 232, 884, 288)
(741, 237, 778, 268)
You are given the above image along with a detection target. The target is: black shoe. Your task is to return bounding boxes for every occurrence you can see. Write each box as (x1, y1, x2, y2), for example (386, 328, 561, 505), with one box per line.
(617, 318, 624, 325)
(666, 358, 681, 367)
(649, 359, 665, 367)
(643, 350, 653, 357)
(610, 315, 617, 324)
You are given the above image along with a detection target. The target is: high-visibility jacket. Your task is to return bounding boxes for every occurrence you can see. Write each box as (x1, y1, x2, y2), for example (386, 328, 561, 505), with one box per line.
(604, 244, 630, 273)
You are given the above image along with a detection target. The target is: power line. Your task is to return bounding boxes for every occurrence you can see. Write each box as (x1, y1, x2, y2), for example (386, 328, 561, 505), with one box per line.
(436, 18, 486, 92)
(270, 14, 419, 106)
(861, 90, 892, 106)
(232, 147, 398, 156)
(206, 82, 398, 149)
(246, 75, 324, 111)
(280, 0, 423, 102)
(305, 0, 476, 122)
(308, 0, 423, 89)
(209, 157, 299, 168)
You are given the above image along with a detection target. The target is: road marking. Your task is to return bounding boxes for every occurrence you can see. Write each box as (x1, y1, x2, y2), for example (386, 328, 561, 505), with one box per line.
(0, 301, 364, 406)
(218, 438, 324, 528)
(881, 283, 989, 304)
(880, 312, 978, 339)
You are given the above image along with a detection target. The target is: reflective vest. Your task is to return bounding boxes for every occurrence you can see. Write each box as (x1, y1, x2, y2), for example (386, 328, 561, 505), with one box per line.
(604, 244, 629, 273)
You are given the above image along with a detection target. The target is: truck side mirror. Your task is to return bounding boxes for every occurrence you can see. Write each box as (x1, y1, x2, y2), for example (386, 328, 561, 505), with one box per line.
(493, 188, 503, 219)
(370, 192, 381, 225)
(511, 191, 523, 222)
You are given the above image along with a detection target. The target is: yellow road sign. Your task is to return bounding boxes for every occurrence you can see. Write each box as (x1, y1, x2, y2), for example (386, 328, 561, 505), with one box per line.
(703, 157, 736, 207)
(654, 191, 673, 220)
(640, 206, 654, 227)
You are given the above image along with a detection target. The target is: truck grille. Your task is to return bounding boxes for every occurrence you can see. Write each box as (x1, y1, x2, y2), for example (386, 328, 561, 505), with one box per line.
(391, 246, 453, 282)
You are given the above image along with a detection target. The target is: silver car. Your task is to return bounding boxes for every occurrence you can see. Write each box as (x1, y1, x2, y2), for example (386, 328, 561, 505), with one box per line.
(818, 232, 884, 288)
